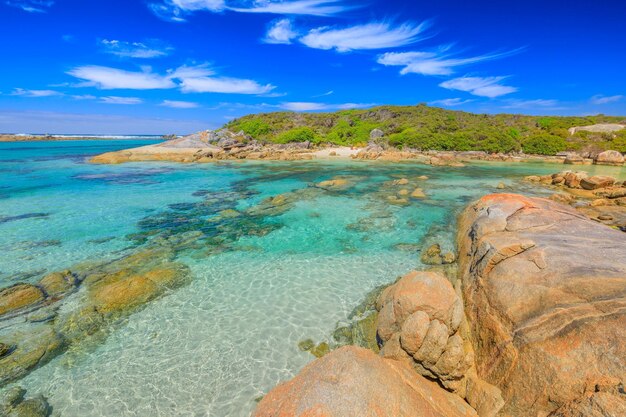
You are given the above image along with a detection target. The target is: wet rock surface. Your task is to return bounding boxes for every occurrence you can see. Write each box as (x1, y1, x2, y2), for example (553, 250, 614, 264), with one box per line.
(458, 193, 626, 416)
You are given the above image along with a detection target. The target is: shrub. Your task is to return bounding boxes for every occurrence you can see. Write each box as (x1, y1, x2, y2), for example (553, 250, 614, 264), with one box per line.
(236, 119, 271, 138)
(522, 134, 567, 155)
(275, 127, 318, 144)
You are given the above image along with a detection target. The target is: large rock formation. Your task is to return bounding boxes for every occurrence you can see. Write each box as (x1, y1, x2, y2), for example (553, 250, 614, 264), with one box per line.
(254, 346, 478, 417)
(458, 193, 626, 416)
(376, 271, 470, 390)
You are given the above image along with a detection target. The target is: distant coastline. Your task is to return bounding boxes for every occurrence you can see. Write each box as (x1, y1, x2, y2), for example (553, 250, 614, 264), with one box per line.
(0, 134, 169, 142)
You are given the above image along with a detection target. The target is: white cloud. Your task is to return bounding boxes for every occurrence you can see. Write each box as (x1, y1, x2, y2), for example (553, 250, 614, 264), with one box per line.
(377, 48, 519, 76)
(280, 102, 373, 111)
(171, 0, 225, 11)
(160, 100, 200, 108)
(101, 39, 173, 59)
(67, 64, 275, 95)
(300, 21, 430, 52)
(100, 96, 144, 105)
(439, 76, 517, 98)
(148, 3, 187, 22)
(5, 0, 53, 13)
(429, 98, 474, 107)
(149, 0, 349, 21)
(264, 18, 298, 44)
(591, 94, 623, 105)
(71, 94, 97, 100)
(67, 66, 176, 90)
(230, 0, 349, 16)
(281, 102, 328, 111)
(12, 88, 62, 97)
(179, 76, 275, 94)
(501, 99, 560, 109)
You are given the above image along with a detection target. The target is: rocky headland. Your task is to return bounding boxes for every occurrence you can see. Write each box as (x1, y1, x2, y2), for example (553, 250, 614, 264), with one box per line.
(89, 128, 626, 167)
(254, 193, 626, 417)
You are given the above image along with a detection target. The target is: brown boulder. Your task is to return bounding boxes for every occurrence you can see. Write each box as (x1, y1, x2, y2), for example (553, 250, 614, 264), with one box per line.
(253, 346, 478, 417)
(594, 150, 625, 166)
(0, 284, 45, 317)
(580, 175, 616, 190)
(562, 171, 587, 188)
(458, 193, 626, 416)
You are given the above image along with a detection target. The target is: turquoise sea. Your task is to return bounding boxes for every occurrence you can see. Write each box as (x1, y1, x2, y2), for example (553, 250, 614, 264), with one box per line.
(1, 140, 625, 416)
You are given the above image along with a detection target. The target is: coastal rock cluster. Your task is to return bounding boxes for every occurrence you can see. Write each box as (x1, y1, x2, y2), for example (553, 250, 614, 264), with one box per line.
(256, 193, 626, 417)
(525, 170, 626, 229)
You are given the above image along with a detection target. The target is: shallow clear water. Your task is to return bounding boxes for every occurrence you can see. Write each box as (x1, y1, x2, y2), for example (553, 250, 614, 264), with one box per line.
(1, 141, 625, 416)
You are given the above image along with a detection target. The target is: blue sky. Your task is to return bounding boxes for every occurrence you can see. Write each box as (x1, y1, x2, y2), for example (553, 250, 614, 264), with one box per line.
(1, 0, 624, 134)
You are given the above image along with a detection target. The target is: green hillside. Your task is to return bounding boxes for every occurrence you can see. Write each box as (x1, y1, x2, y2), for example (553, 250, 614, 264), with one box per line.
(225, 104, 626, 155)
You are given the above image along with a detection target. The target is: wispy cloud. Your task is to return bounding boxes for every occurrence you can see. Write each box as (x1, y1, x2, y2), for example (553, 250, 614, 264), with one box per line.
(67, 66, 176, 90)
(263, 18, 298, 44)
(230, 0, 350, 16)
(5, 0, 53, 13)
(429, 98, 474, 107)
(12, 88, 62, 97)
(590, 94, 623, 105)
(313, 90, 334, 97)
(300, 21, 430, 52)
(377, 47, 520, 76)
(439, 76, 517, 98)
(100, 96, 144, 105)
(280, 101, 373, 111)
(160, 100, 200, 108)
(171, 64, 275, 94)
(179, 76, 275, 94)
(71, 94, 97, 100)
(66, 64, 275, 95)
(501, 99, 561, 109)
(101, 39, 173, 59)
(148, 0, 350, 22)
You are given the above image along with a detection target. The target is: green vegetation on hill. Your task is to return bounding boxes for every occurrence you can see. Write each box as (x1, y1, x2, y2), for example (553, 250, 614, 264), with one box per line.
(225, 104, 626, 155)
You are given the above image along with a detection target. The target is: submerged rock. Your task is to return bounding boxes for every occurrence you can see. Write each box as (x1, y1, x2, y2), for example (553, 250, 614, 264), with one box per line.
(0, 284, 45, 317)
(458, 193, 626, 416)
(297, 339, 315, 352)
(0, 387, 51, 417)
(0, 324, 64, 387)
(420, 243, 455, 265)
(38, 270, 78, 298)
(253, 346, 478, 417)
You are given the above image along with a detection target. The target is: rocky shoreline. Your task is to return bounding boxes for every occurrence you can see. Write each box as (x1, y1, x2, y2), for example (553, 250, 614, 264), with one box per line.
(254, 193, 626, 417)
(89, 128, 626, 167)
